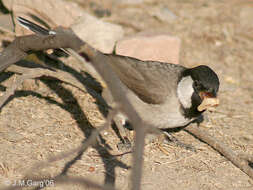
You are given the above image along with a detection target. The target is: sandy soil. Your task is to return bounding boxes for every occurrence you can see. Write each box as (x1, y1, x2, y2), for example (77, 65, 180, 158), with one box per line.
(0, 0, 253, 189)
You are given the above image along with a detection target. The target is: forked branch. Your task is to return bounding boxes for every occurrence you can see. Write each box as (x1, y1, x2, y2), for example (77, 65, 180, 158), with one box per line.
(0, 27, 252, 190)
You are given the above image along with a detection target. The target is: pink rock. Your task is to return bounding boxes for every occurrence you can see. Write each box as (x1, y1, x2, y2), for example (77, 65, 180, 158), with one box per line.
(116, 33, 180, 64)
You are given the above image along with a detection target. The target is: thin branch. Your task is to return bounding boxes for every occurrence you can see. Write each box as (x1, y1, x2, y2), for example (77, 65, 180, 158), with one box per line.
(70, 47, 148, 190)
(0, 30, 147, 190)
(0, 68, 79, 107)
(0, 65, 106, 108)
(24, 108, 118, 177)
(185, 124, 253, 179)
(0, 28, 83, 72)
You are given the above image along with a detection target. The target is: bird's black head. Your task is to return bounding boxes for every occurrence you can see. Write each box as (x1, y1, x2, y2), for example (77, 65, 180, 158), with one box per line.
(189, 65, 219, 97)
(181, 65, 220, 118)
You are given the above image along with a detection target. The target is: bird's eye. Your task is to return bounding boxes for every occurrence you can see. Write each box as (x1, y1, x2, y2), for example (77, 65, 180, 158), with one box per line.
(193, 81, 202, 90)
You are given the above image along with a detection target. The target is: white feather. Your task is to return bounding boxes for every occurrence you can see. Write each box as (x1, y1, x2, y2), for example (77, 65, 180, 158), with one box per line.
(177, 76, 194, 109)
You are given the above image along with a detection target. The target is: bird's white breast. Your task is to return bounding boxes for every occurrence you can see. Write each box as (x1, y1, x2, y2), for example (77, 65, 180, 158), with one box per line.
(177, 76, 194, 109)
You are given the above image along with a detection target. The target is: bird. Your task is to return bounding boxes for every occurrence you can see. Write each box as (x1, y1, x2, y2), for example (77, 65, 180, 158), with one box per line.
(17, 16, 220, 148)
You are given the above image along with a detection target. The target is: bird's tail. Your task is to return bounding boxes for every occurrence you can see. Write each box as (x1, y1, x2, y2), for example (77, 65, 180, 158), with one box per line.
(17, 17, 54, 35)
(17, 16, 71, 55)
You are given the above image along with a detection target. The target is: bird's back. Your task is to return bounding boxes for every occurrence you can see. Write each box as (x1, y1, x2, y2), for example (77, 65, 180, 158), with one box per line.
(104, 54, 186, 105)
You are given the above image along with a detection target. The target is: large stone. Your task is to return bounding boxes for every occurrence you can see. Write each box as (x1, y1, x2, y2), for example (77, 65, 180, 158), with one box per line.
(71, 12, 124, 54)
(115, 32, 180, 64)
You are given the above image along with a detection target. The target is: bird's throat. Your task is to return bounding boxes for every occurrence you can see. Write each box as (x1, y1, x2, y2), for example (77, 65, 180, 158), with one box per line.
(177, 76, 195, 109)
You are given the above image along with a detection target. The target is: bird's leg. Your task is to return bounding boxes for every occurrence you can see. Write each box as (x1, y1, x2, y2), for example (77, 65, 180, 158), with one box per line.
(113, 114, 132, 151)
(157, 116, 206, 152)
(102, 88, 132, 151)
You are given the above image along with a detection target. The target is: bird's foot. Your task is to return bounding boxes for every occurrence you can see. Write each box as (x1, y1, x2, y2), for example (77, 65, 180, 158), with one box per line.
(117, 136, 132, 152)
(160, 132, 196, 152)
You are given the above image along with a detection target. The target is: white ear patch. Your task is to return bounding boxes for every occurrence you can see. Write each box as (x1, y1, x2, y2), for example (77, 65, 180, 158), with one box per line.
(177, 76, 194, 109)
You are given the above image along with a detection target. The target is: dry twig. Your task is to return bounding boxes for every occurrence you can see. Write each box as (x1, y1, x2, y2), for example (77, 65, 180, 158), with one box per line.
(0, 67, 85, 107)
(185, 124, 253, 179)
(0, 27, 252, 190)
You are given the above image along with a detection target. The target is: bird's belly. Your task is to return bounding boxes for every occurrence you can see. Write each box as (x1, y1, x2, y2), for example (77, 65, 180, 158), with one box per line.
(140, 103, 194, 129)
(158, 113, 193, 128)
(134, 107, 194, 129)
(123, 89, 194, 129)
(118, 105, 194, 129)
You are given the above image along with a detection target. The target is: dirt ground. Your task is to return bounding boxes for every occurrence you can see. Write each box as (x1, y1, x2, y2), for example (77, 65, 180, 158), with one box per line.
(0, 0, 253, 189)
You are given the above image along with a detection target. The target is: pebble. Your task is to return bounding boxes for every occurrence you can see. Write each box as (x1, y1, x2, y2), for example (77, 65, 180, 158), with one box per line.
(149, 6, 177, 23)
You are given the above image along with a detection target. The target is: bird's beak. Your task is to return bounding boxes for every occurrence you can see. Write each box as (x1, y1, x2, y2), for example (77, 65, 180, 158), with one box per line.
(197, 92, 219, 111)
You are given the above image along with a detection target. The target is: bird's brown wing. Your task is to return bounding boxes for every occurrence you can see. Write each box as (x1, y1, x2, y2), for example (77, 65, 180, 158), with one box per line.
(105, 54, 185, 104)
